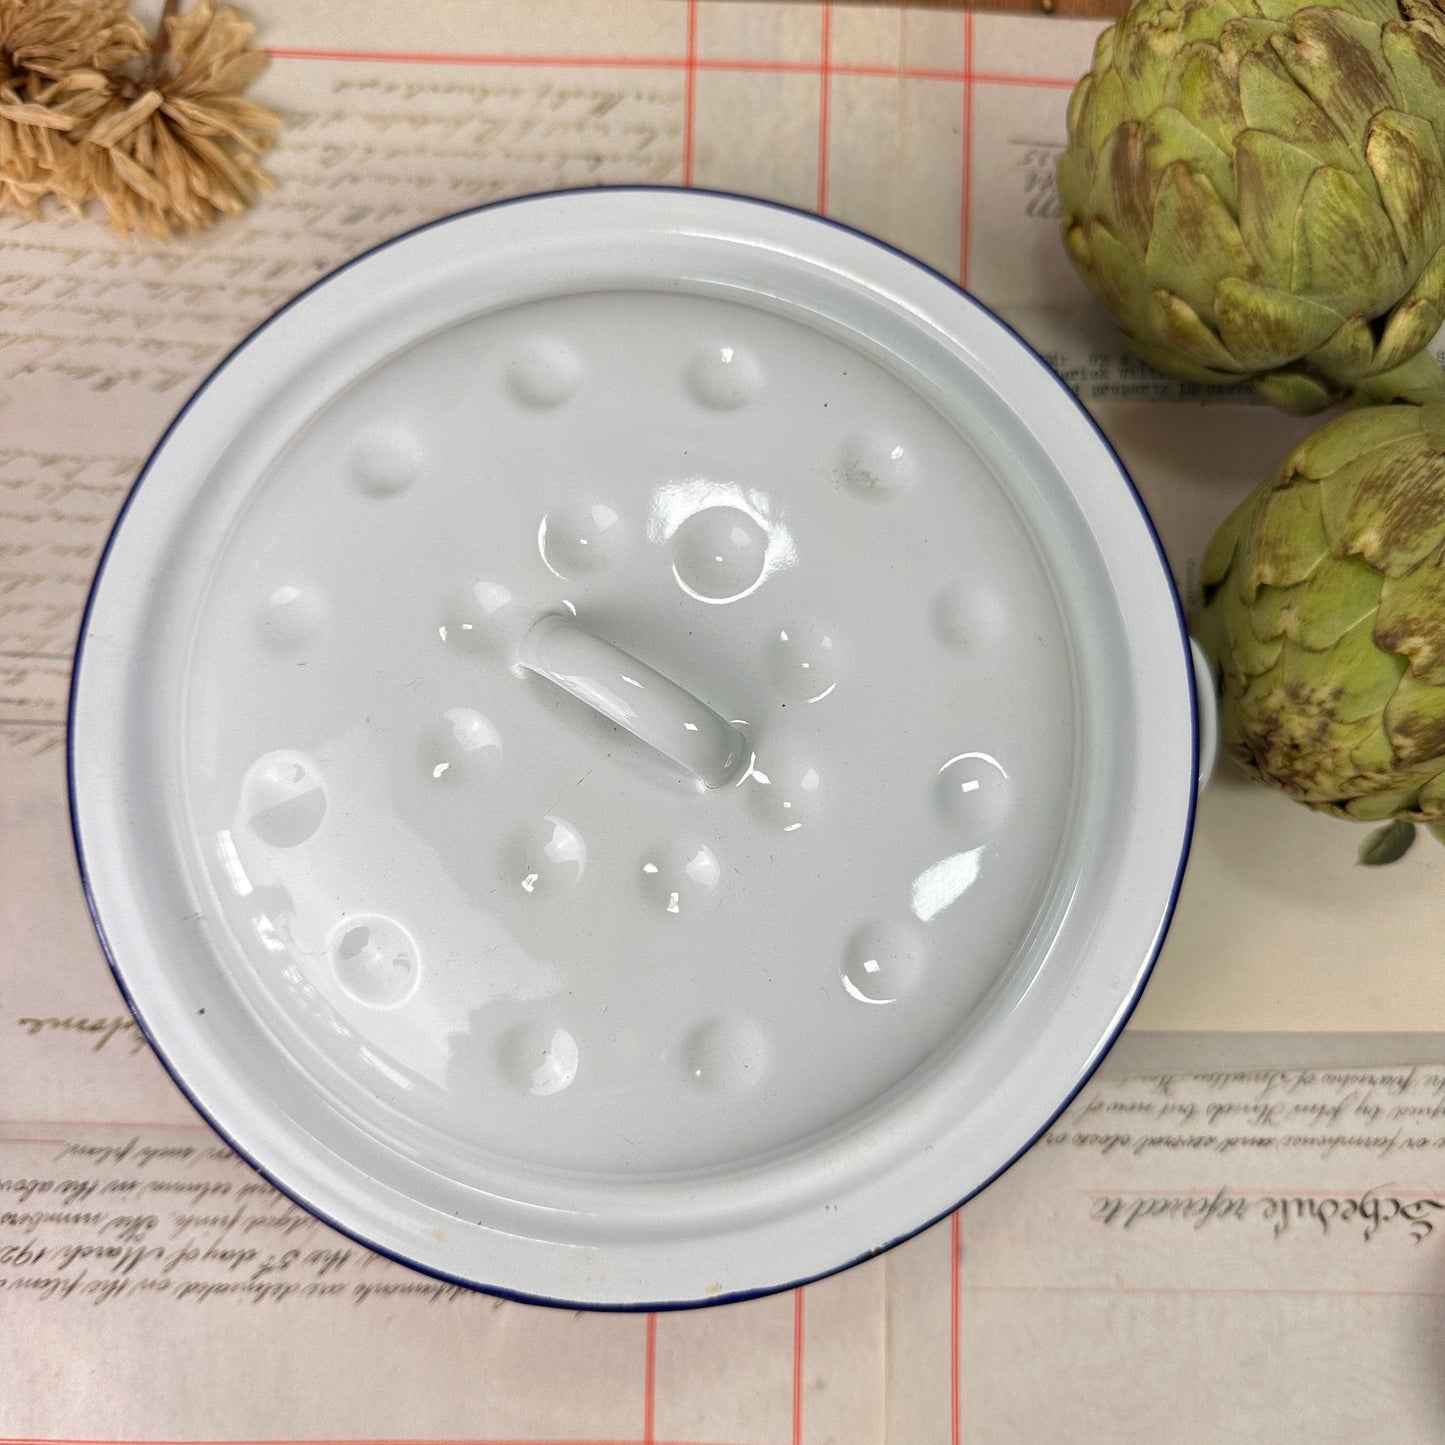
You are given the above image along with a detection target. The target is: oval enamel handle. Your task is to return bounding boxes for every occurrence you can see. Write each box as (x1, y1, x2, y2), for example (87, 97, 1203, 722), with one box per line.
(518, 615, 749, 788)
(1189, 636, 1219, 789)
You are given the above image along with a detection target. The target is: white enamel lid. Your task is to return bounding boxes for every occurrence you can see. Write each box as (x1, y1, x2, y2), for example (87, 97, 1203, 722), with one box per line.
(70, 188, 1197, 1308)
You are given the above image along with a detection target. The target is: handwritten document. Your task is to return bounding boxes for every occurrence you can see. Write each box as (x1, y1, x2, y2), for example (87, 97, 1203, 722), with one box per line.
(7, 1058, 1445, 1440)
(3, 1, 1445, 1441)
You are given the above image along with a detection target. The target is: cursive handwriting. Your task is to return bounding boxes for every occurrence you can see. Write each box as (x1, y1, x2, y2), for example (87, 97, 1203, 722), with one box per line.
(1092, 1186, 1445, 1243)
(0, 1130, 483, 1309)
(15, 1016, 148, 1056)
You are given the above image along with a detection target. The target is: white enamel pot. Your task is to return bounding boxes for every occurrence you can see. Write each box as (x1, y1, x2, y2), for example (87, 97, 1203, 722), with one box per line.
(70, 188, 1206, 1308)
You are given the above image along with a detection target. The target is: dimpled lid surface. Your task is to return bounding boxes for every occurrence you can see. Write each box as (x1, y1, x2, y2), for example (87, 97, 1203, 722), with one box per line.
(70, 190, 1196, 1306)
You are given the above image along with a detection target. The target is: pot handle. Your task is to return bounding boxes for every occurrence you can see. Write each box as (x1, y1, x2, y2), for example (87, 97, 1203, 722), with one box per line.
(1189, 636, 1218, 789)
(517, 615, 749, 789)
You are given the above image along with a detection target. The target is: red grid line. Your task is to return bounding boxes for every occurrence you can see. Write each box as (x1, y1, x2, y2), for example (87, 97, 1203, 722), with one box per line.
(264, 45, 1072, 89)
(792, 1288, 805, 1445)
(970, 1283, 1445, 1299)
(0, 1117, 210, 1130)
(973, 71, 1075, 89)
(643, 1313, 658, 1444)
(816, 5, 832, 215)
(950, 1212, 962, 1445)
(682, 3, 698, 187)
(0, 1440, 755, 1445)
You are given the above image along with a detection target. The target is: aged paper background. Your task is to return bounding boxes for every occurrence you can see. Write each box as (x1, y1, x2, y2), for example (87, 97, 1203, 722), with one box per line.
(4, 2, 1445, 1441)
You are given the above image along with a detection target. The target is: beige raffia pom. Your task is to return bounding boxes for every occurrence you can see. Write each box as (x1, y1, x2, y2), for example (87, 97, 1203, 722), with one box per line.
(65, 0, 279, 240)
(0, 0, 146, 214)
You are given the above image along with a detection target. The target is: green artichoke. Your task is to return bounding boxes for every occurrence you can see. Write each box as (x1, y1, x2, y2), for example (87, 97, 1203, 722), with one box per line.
(1202, 403, 1445, 856)
(1058, 0, 1445, 414)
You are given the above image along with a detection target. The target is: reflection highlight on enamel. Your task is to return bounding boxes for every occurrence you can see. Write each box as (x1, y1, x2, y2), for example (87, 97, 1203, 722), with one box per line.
(647, 479, 797, 604)
(538, 501, 623, 579)
(749, 755, 822, 831)
(438, 579, 515, 653)
(215, 829, 253, 896)
(504, 815, 586, 894)
(841, 921, 927, 1004)
(768, 623, 838, 703)
(910, 846, 984, 924)
(500, 1021, 579, 1096)
(640, 842, 721, 916)
(935, 752, 1010, 844)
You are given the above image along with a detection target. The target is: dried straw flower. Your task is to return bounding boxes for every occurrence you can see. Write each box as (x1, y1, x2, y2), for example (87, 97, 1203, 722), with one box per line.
(0, 0, 146, 213)
(66, 0, 278, 240)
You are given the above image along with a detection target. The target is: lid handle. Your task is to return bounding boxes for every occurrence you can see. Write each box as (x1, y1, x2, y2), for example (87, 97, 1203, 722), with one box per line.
(518, 615, 749, 789)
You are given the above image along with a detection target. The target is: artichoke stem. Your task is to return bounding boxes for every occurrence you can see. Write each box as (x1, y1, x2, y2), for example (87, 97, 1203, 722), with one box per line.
(1344, 350, 1445, 409)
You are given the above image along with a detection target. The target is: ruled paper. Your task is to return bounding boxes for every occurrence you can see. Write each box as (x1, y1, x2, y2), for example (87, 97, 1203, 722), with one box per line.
(4, 4, 1445, 1443)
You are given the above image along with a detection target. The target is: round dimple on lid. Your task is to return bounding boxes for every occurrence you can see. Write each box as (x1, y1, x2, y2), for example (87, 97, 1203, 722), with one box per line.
(69, 189, 1196, 1308)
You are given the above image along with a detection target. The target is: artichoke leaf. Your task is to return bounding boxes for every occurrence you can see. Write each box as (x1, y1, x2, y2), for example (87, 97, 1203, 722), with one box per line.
(1146, 161, 1257, 317)
(1233, 128, 1324, 281)
(1365, 110, 1445, 265)
(1401, 242, 1445, 310)
(1175, 45, 1249, 157)
(1057, 152, 1095, 219)
(1384, 667, 1445, 765)
(1354, 819, 1419, 859)
(1090, 122, 1155, 256)
(1218, 581, 1287, 678)
(1239, 480, 1330, 596)
(1349, 720, 1401, 774)
(1294, 403, 1423, 477)
(1066, 70, 1096, 142)
(1271, 8, 1396, 154)
(1286, 552, 1384, 649)
(1115, 10, 1189, 115)
(1213, 276, 1340, 369)
(1309, 313, 1376, 382)
(1177, 0, 1251, 46)
(1423, 402, 1445, 452)
(1280, 616, 1408, 724)
(1293, 166, 1408, 311)
(1090, 20, 1117, 73)
(1218, 13, 1287, 50)
(1085, 69, 1132, 158)
(1343, 0, 1419, 27)
(1077, 221, 1158, 336)
(1375, 546, 1445, 684)
(1248, 581, 1298, 640)
(1201, 492, 1258, 592)
(1063, 221, 1104, 298)
(1345, 349, 1445, 406)
(1381, 22, 1445, 135)
(1251, 0, 1330, 25)
(1144, 104, 1237, 208)
(1319, 435, 1445, 574)
(1347, 790, 1425, 822)
(1253, 367, 1337, 412)
(1236, 666, 1285, 714)
(1151, 289, 1241, 369)
(1418, 764, 1445, 812)
(1229, 677, 1378, 801)
(1126, 331, 1243, 383)
(1369, 296, 1443, 373)
(1399, 0, 1441, 24)
(1236, 49, 1359, 173)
